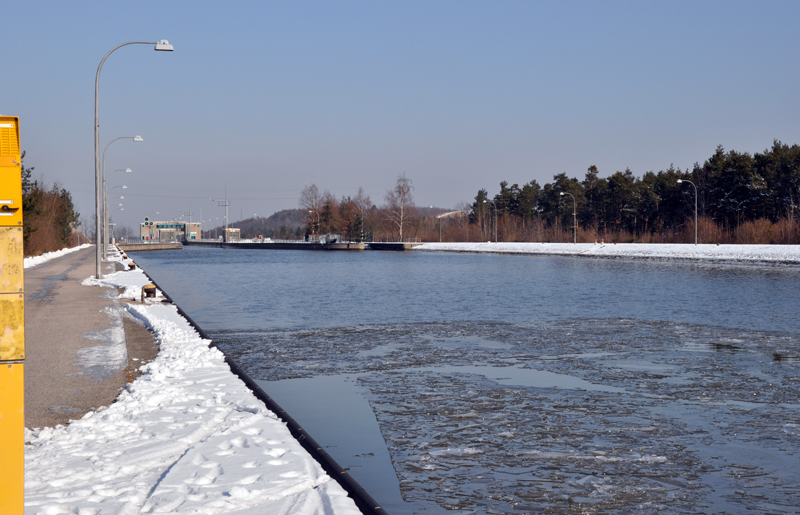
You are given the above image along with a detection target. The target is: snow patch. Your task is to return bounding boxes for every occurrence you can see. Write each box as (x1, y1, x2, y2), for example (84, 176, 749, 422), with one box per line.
(24, 243, 92, 269)
(25, 248, 360, 515)
(416, 242, 800, 265)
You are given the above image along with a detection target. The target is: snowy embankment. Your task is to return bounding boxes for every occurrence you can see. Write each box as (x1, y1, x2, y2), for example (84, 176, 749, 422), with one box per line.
(416, 242, 800, 264)
(24, 248, 360, 515)
(23, 243, 92, 269)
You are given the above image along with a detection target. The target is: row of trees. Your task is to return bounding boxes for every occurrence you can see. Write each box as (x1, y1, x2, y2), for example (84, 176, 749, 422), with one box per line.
(21, 152, 83, 256)
(276, 140, 800, 244)
(299, 173, 420, 242)
(466, 140, 800, 243)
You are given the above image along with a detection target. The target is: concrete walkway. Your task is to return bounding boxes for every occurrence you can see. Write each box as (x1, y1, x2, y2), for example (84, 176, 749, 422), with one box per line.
(24, 247, 158, 429)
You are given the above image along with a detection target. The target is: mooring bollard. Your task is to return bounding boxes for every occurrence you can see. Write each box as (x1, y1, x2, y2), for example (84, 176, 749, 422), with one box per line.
(128, 262, 136, 270)
(141, 284, 156, 301)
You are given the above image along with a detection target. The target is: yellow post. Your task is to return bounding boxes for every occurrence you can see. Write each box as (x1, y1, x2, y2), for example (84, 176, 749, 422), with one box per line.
(0, 115, 24, 514)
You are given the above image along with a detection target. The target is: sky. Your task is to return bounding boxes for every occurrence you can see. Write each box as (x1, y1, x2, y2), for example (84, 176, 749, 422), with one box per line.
(5, 1, 800, 232)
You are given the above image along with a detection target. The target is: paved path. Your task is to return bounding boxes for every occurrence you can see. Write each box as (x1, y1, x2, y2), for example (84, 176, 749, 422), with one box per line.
(24, 247, 157, 429)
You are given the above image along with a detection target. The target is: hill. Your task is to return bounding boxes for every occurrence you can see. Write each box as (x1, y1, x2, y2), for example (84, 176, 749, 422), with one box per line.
(205, 209, 307, 239)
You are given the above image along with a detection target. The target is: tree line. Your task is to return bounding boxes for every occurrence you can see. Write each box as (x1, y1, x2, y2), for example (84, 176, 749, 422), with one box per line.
(20, 152, 83, 256)
(465, 140, 800, 244)
(298, 173, 421, 242)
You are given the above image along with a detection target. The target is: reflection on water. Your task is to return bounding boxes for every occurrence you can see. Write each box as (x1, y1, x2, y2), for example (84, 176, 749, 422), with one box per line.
(133, 247, 800, 514)
(255, 375, 416, 515)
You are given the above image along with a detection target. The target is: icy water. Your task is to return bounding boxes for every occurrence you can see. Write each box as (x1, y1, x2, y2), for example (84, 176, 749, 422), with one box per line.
(133, 246, 800, 514)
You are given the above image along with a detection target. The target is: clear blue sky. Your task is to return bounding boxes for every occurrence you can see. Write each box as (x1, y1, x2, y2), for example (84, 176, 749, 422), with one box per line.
(5, 1, 800, 231)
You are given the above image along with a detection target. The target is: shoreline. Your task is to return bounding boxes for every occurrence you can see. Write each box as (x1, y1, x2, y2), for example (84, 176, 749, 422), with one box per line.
(24, 246, 364, 515)
(137, 262, 387, 515)
(414, 242, 800, 265)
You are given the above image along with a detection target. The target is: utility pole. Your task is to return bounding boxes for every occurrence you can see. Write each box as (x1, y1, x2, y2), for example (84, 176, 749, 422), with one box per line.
(210, 198, 230, 242)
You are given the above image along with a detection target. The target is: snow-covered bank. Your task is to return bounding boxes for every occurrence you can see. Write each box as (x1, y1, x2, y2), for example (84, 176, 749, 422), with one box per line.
(25, 249, 360, 515)
(416, 242, 800, 264)
(23, 243, 92, 269)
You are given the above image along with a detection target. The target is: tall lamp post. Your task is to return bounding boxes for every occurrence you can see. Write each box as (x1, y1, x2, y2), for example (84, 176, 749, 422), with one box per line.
(103, 168, 132, 256)
(95, 39, 173, 279)
(560, 191, 577, 244)
(677, 179, 698, 245)
(308, 210, 319, 241)
(101, 136, 141, 257)
(482, 199, 498, 243)
(110, 207, 123, 240)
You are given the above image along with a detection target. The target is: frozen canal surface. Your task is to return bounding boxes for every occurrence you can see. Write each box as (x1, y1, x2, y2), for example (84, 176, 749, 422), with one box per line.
(134, 247, 800, 514)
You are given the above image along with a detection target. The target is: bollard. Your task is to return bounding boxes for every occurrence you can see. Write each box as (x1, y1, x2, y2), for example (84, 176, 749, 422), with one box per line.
(141, 284, 156, 301)
(0, 115, 24, 514)
(128, 262, 136, 270)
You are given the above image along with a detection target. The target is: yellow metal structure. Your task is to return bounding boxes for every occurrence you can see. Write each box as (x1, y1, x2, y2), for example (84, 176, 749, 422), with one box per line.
(0, 363, 24, 514)
(0, 117, 22, 227)
(0, 115, 24, 513)
(0, 295, 24, 361)
(0, 226, 24, 293)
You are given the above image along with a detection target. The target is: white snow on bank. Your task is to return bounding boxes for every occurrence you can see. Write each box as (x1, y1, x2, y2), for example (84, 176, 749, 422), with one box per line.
(25, 248, 360, 515)
(416, 242, 800, 264)
(23, 243, 92, 269)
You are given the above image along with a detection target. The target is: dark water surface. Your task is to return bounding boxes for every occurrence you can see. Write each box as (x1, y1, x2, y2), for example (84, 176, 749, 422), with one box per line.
(133, 246, 800, 514)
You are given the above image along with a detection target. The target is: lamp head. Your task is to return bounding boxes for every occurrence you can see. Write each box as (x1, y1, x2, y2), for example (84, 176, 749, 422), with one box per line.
(677, 179, 683, 184)
(154, 40, 174, 51)
(125, 168, 132, 173)
(133, 136, 143, 142)
(122, 185, 127, 189)
(560, 192, 565, 196)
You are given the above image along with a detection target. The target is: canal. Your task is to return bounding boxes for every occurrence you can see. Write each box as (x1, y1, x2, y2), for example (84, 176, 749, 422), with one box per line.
(133, 246, 800, 514)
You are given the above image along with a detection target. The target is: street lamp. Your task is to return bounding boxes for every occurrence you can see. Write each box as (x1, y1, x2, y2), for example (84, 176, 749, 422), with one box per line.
(677, 179, 698, 245)
(210, 197, 230, 242)
(95, 40, 173, 279)
(101, 135, 141, 257)
(104, 167, 132, 256)
(560, 192, 577, 244)
(308, 210, 319, 241)
(109, 207, 126, 242)
(482, 199, 498, 243)
(734, 199, 748, 229)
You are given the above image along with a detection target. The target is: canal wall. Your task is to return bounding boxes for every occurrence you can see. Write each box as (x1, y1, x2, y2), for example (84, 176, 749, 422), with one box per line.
(119, 242, 183, 252)
(135, 252, 384, 514)
(184, 240, 365, 251)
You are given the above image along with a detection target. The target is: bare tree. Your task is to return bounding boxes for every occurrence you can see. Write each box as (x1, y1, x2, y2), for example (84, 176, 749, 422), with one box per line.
(299, 184, 321, 238)
(354, 187, 373, 241)
(383, 173, 416, 241)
